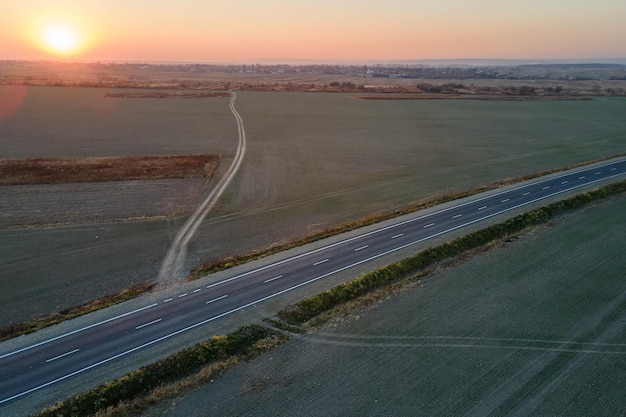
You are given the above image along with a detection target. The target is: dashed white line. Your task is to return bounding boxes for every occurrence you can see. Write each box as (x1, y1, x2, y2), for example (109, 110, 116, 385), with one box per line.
(579, 176, 586, 179)
(193, 289, 202, 293)
(523, 192, 531, 196)
(478, 206, 487, 210)
(501, 198, 510, 203)
(424, 223, 435, 228)
(542, 186, 550, 190)
(355, 245, 369, 252)
(206, 295, 228, 304)
(178, 293, 188, 298)
(135, 319, 162, 330)
(595, 172, 602, 175)
(561, 181, 568, 184)
(264, 275, 283, 283)
(452, 214, 463, 219)
(46, 349, 80, 363)
(611, 168, 617, 171)
(314, 259, 329, 266)
(163, 298, 173, 303)
(391, 233, 404, 239)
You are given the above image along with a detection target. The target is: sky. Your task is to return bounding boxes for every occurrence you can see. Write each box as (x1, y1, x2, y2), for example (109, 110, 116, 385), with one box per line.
(2, 0, 626, 63)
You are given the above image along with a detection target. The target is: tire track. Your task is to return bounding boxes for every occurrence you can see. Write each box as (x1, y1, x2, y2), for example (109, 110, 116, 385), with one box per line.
(157, 92, 246, 282)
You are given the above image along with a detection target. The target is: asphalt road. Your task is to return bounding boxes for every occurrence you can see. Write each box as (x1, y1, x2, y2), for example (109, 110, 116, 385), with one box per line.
(1, 158, 625, 407)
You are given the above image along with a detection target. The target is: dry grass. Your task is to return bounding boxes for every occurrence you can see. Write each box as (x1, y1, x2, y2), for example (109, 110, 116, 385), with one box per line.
(0, 155, 220, 185)
(0, 281, 155, 342)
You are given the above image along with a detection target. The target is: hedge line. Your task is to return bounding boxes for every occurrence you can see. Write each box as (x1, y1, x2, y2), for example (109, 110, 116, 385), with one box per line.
(278, 179, 626, 324)
(35, 325, 286, 417)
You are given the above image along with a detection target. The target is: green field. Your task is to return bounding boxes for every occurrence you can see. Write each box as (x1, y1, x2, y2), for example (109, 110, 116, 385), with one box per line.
(142, 195, 626, 417)
(1, 87, 626, 326)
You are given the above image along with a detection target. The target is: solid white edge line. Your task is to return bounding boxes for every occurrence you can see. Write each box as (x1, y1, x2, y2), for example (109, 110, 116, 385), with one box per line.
(0, 303, 158, 360)
(135, 319, 162, 330)
(202, 160, 625, 291)
(2, 168, 624, 405)
(206, 295, 228, 304)
(45, 349, 80, 363)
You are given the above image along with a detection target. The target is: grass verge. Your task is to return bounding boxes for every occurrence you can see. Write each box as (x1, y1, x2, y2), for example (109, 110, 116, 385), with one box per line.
(29, 178, 625, 417)
(277, 179, 626, 326)
(0, 282, 155, 342)
(188, 154, 625, 279)
(33, 325, 288, 417)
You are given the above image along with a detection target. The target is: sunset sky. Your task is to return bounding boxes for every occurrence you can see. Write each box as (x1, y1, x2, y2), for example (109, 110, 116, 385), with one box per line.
(2, 0, 626, 63)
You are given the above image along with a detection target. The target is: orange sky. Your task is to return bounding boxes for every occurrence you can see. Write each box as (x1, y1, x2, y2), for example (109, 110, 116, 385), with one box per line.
(2, 0, 626, 63)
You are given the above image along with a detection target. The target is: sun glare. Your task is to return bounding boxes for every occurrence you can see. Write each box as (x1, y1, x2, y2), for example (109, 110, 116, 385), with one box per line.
(40, 24, 82, 56)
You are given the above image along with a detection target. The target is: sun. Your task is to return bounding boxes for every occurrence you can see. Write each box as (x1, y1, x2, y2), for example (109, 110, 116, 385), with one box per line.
(40, 24, 82, 56)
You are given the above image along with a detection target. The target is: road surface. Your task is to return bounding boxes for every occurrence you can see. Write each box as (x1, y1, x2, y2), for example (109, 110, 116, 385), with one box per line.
(1, 157, 625, 408)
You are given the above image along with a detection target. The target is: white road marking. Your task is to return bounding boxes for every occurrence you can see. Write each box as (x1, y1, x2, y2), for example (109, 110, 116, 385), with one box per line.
(611, 168, 617, 171)
(201, 162, 624, 292)
(523, 192, 531, 196)
(391, 233, 404, 239)
(595, 172, 602, 175)
(46, 349, 79, 363)
(314, 259, 329, 266)
(193, 289, 202, 293)
(579, 176, 586, 179)
(561, 181, 568, 184)
(4, 161, 625, 405)
(135, 319, 162, 330)
(264, 275, 283, 283)
(501, 199, 510, 203)
(178, 293, 188, 298)
(163, 298, 173, 303)
(0, 303, 158, 360)
(355, 245, 369, 252)
(206, 295, 228, 304)
(542, 186, 550, 190)
(452, 214, 463, 219)
(478, 206, 487, 210)
(424, 223, 435, 228)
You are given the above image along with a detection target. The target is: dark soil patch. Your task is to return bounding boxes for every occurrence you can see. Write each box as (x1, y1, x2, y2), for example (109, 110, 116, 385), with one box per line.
(0, 155, 220, 185)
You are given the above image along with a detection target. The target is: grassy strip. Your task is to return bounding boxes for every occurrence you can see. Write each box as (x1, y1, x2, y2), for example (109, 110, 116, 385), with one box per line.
(34, 325, 288, 417)
(277, 179, 626, 325)
(188, 154, 626, 280)
(0, 282, 155, 342)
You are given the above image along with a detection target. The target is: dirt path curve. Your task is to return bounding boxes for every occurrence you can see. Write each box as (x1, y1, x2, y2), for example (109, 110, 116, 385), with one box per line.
(157, 92, 246, 283)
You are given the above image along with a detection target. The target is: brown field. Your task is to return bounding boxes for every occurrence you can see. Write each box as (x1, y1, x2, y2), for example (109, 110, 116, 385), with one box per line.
(0, 155, 220, 185)
(1, 86, 626, 328)
(140, 195, 626, 417)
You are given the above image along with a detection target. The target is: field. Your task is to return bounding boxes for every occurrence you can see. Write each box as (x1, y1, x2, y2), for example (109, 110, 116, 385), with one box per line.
(141, 195, 626, 417)
(2, 86, 626, 326)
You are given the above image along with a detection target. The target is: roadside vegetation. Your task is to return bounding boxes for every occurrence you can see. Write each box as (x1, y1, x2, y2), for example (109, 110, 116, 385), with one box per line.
(34, 325, 288, 417)
(29, 178, 626, 417)
(0, 282, 154, 342)
(187, 155, 624, 279)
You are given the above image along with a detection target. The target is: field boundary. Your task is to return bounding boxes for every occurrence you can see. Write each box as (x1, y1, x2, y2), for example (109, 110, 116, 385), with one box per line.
(26, 178, 626, 417)
(187, 153, 625, 279)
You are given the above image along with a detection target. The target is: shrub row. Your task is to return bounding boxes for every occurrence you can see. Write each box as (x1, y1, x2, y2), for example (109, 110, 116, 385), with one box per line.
(35, 325, 287, 417)
(278, 179, 626, 324)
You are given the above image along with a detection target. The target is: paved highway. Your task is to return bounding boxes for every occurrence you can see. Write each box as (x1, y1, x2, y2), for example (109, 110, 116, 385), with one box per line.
(1, 158, 625, 406)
